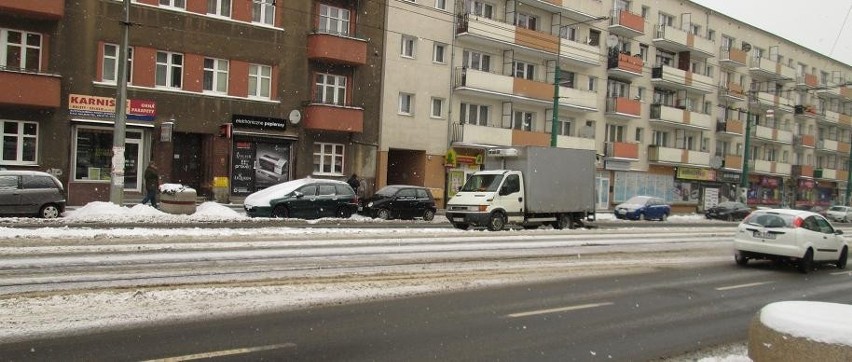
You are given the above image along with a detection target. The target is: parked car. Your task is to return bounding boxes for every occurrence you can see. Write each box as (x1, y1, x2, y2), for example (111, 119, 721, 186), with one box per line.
(613, 196, 671, 221)
(705, 201, 752, 221)
(734, 208, 848, 273)
(243, 178, 358, 219)
(826, 205, 852, 223)
(0, 170, 66, 218)
(359, 185, 437, 221)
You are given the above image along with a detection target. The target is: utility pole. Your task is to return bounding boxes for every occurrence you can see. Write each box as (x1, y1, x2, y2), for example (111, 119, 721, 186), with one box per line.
(739, 107, 752, 203)
(110, 0, 131, 205)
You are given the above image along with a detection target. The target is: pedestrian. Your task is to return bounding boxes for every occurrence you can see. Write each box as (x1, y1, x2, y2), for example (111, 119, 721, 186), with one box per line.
(141, 161, 160, 208)
(347, 173, 360, 193)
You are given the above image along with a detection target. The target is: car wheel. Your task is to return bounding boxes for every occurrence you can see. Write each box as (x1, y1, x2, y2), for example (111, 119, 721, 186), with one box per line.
(271, 205, 289, 218)
(660, 213, 668, 222)
(735, 251, 749, 266)
(487, 212, 505, 231)
(838, 247, 848, 270)
(376, 208, 391, 220)
(336, 206, 353, 219)
(726, 214, 734, 222)
(639, 212, 646, 221)
(798, 249, 814, 274)
(39, 204, 60, 219)
(422, 209, 435, 221)
(451, 222, 468, 230)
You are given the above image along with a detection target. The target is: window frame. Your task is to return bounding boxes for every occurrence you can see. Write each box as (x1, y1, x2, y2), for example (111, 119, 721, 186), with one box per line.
(155, 51, 183, 89)
(248, 63, 272, 99)
(159, 0, 186, 10)
(430, 97, 444, 119)
(512, 111, 534, 131)
(318, 4, 350, 36)
(102, 43, 133, 84)
(206, 0, 231, 18)
(315, 72, 347, 106)
(0, 119, 38, 165)
(252, 0, 275, 26)
(203, 57, 229, 95)
(313, 142, 344, 176)
(398, 93, 414, 115)
(401, 35, 416, 58)
(433, 42, 447, 64)
(460, 103, 489, 126)
(1, 28, 42, 72)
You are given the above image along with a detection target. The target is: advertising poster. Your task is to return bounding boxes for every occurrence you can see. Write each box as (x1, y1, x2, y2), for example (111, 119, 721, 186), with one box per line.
(231, 141, 255, 195)
(255, 142, 290, 190)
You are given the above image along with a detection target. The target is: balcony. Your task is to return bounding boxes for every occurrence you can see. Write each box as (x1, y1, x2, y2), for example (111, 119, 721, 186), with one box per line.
(753, 160, 791, 176)
(608, 9, 644, 37)
(456, 15, 558, 55)
(792, 165, 814, 178)
(753, 125, 793, 144)
(821, 109, 841, 124)
(817, 139, 839, 152)
(303, 103, 363, 133)
(0, 0, 64, 19)
(815, 80, 851, 99)
(716, 119, 744, 136)
(454, 68, 597, 112)
(724, 155, 743, 171)
(718, 81, 747, 102)
(0, 71, 61, 108)
(307, 33, 367, 66)
(793, 134, 816, 148)
(552, 135, 596, 150)
(650, 104, 712, 130)
(719, 47, 747, 68)
(749, 57, 796, 81)
(606, 142, 639, 160)
(651, 66, 714, 94)
(793, 105, 818, 119)
(605, 97, 641, 120)
(451, 123, 512, 146)
(558, 37, 603, 67)
(754, 91, 794, 114)
(648, 146, 710, 167)
(795, 73, 818, 90)
(814, 168, 837, 180)
(607, 52, 643, 78)
(652, 24, 715, 58)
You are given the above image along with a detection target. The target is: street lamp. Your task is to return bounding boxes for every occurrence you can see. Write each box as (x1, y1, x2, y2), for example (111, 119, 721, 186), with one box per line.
(110, 0, 132, 205)
(551, 16, 609, 147)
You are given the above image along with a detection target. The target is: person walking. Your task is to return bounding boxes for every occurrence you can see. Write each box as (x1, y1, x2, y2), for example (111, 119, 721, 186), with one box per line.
(347, 173, 360, 194)
(141, 162, 160, 208)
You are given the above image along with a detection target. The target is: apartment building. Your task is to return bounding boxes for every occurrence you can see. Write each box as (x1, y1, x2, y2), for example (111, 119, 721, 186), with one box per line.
(0, 0, 385, 206)
(379, 0, 851, 211)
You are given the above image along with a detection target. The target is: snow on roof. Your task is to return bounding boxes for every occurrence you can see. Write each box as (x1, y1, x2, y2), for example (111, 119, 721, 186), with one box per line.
(760, 301, 852, 346)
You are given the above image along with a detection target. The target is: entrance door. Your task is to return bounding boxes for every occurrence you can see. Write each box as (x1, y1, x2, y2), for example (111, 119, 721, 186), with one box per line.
(596, 176, 610, 210)
(172, 133, 203, 191)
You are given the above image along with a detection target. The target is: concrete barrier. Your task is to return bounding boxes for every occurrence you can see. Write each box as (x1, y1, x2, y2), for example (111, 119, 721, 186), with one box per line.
(159, 183, 197, 215)
(748, 301, 852, 361)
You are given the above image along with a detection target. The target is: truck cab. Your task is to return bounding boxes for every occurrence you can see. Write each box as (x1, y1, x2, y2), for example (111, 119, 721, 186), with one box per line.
(446, 170, 524, 230)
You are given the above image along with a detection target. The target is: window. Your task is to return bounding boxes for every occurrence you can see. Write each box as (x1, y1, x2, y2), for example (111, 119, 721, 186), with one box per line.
(559, 70, 575, 88)
(431, 97, 444, 118)
(73, 127, 143, 190)
(652, 130, 669, 146)
(434, 0, 446, 10)
(707, 29, 715, 41)
(319, 4, 350, 36)
(512, 111, 533, 131)
(207, 0, 230, 17)
(515, 13, 537, 30)
(635, 127, 644, 142)
(639, 44, 649, 61)
(155, 51, 183, 89)
(513, 61, 534, 80)
(658, 13, 674, 27)
(399, 93, 414, 115)
(721, 35, 734, 51)
(248, 64, 271, 99)
(252, 0, 275, 26)
(1, 28, 41, 72)
(637, 87, 645, 101)
(581, 120, 596, 138)
(553, 117, 573, 136)
(102, 43, 133, 84)
(203, 58, 229, 94)
(401, 35, 416, 58)
(641, 6, 649, 19)
(433, 43, 446, 63)
(560, 26, 577, 41)
(0, 120, 37, 164)
(606, 124, 625, 142)
(588, 76, 598, 92)
(471, 1, 493, 18)
(460, 103, 489, 126)
(159, 0, 185, 9)
(315, 73, 346, 105)
(655, 50, 674, 66)
(462, 50, 491, 71)
(313, 142, 344, 175)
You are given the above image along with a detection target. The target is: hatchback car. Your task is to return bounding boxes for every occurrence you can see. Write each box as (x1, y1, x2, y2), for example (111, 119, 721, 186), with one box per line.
(0, 170, 66, 218)
(705, 201, 751, 221)
(826, 205, 852, 223)
(734, 209, 848, 273)
(243, 178, 358, 219)
(614, 196, 671, 221)
(359, 185, 437, 221)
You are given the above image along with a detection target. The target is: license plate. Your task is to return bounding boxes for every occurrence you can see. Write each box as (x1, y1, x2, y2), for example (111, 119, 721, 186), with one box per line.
(753, 231, 776, 239)
(452, 217, 465, 222)
(357, 206, 363, 211)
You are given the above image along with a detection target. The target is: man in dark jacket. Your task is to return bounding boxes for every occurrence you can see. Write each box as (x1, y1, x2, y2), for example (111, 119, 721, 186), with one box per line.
(141, 162, 160, 208)
(347, 173, 360, 193)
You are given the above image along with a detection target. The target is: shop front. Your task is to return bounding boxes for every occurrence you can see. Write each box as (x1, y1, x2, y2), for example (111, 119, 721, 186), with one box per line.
(445, 147, 484, 199)
(674, 167, 741, 212)
(226, 114, 296, 197)
(746, 175, 784, 207)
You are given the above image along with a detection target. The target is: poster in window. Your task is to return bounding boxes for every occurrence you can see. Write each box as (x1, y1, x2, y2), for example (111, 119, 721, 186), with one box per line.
(231, 141, 256, 195)
(255, 142, 290, 190)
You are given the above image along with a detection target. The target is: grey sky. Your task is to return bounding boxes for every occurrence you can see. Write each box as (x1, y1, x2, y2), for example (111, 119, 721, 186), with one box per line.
(690, 0, 852, 66)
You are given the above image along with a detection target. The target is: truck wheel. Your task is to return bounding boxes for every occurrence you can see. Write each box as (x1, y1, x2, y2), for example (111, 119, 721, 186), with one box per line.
(451, 222, 469, 230)
(553, 214, 571, 230)
(487, 212, 505, 231)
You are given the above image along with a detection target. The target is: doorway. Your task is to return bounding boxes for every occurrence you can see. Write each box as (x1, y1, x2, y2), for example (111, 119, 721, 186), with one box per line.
(171, 132, 204, 192)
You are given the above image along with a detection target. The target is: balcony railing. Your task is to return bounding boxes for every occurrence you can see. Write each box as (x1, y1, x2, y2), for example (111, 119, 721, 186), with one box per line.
(0, 0, 64, 19)
(650, 104, 712, 130)
(749, 57, 796, 81)
(607, 52, 643, 77)
(454, 68, 597, 111)
(753, 125, 794, 144)
(651, 65, 714, 94)
(719, 47, 747, 67)
(753, 160, 791, 175)
(716, 120, 744, 135)
(0, 71, 61, 108)
(605, 97, 641, 119)
(652, 24, 715, 57)
(307, 32, 368, 66)
(608, 9, 644, 37)
(303, 103, 364, 133)
(606, 142, 639, 160)
(648, 146, 710, 166)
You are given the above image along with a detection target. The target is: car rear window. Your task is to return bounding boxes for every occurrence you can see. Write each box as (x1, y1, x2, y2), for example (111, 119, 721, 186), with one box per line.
(744, 212, 792, 228)
(0, 175, 17, 190)
(22, 176, 57, 189)
(829, 206, 847, 211)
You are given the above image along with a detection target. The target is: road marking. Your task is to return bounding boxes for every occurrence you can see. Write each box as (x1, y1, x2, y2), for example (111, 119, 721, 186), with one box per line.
(830, 271, 852, 276)
(715, 281, 772, 291)
(141, 343, 296, 362)
(507, 302, 614, 318)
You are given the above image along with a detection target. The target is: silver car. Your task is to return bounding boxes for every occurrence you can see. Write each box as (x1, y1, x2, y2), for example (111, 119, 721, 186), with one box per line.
(0, 170, 66, 218)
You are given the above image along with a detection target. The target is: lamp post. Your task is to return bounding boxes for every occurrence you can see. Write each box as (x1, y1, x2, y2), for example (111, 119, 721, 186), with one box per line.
(551, 16, 609, 147)
(738, 107, 753, 203)
(109, 0, 131, 205)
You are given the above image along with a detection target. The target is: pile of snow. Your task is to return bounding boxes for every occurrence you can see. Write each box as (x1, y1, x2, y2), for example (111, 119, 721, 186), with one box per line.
(63, 201, 245, 223)
(760, 301, 852, 346)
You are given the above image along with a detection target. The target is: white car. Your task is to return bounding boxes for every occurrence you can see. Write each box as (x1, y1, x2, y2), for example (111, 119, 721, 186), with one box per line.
(734, 209, 848, 273)
(826, 205, 852, 223)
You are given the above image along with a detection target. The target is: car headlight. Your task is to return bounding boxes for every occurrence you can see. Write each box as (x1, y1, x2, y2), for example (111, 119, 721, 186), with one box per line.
(367, 202, 373, 207)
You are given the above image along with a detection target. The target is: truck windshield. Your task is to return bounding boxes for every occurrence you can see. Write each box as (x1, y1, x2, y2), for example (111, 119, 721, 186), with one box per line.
(460, 174, 503, 192)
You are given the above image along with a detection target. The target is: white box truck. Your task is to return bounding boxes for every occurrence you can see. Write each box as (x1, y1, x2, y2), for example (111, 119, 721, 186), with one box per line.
(445, 146, 596, 231)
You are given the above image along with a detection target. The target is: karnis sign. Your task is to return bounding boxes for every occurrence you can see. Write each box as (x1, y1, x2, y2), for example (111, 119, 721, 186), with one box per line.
(68, 94, 156, 121)
(232, 114, 287, 132)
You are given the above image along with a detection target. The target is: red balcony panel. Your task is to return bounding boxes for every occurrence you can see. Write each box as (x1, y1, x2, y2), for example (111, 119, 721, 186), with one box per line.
(840, 142, 851, 154)
(513, 78, 551, 101)
(617, 10, 644, 34)
(304, 104, 363, 133)
(726, 48, 747, 65)
(793, 165, 814, 178)
(843, 86, 852, 100)
(805, 73, 818, 88)
(617, 53, 643, 74)
(610, 142, 638, 159)
(0, 71, 60, 108)
(724, 119, 744, 134)
(0, 0, 64, 19)
(307, 34, 367, 66)
(613, 97, 641, 116)
(725, 155, 742, 170)
(802, 134, 816, 147)
(515, 27, 558, 53)
(511, 130, 549, 147)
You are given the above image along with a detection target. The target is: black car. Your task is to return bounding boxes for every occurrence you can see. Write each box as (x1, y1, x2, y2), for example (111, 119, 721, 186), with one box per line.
(243, 178, 359, 219)
(359, 185, 437, 221)
(705, 201, 751, 221)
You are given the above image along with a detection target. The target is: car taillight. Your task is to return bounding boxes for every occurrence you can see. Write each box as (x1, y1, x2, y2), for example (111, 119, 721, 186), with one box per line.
(792, 217, 804, 228)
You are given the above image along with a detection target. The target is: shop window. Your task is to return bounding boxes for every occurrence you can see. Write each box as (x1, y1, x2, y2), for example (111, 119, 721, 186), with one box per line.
(313, 142, 344, 175)
(0, 120, 37, 165)
(73, 127, 143, 191)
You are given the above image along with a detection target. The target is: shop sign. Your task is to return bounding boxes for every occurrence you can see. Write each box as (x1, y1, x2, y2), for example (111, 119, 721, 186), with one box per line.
(68, 94, 156, 121)
(232, 114, 287, 131)
(798, 179, 815, 189)
(760, 176, 780, 187)
(717, 171, 741, 184)
(676, 167, 715, 181)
